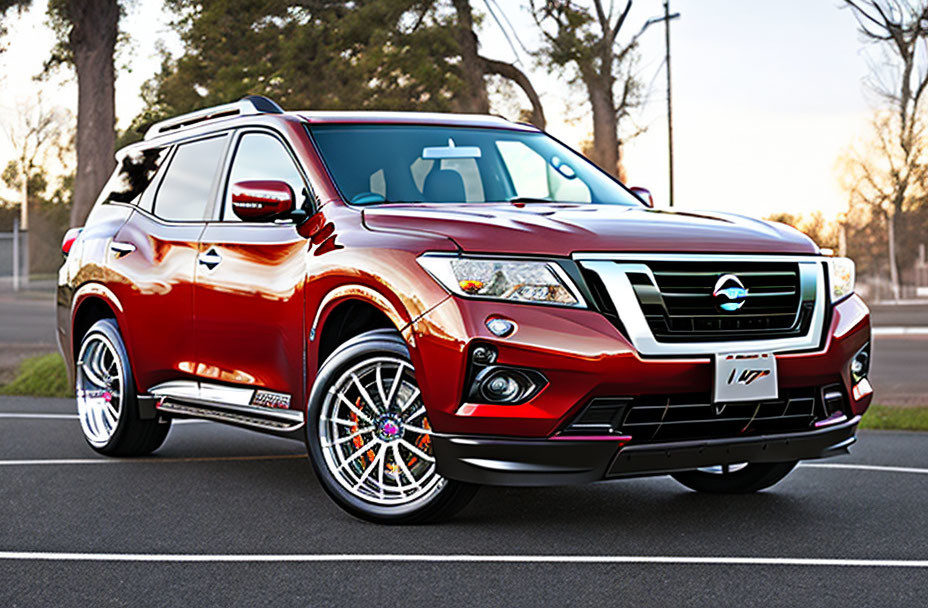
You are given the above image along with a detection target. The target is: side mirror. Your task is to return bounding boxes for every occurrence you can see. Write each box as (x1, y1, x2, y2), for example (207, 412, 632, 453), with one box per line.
(629, 186, 654, 208)
(231, 180, 295, 221)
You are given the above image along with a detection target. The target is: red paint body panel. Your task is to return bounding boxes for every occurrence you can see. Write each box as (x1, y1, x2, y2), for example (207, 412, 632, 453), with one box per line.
(363, 203, 818, 256)
(195, 223, 309, 405)
(110, 211, 203, 389)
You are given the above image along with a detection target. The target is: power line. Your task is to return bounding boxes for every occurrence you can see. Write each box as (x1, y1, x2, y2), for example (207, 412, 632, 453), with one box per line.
(482, 0, 530, 62)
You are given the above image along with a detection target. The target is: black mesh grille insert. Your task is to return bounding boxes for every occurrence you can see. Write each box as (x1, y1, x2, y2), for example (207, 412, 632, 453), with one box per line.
(630, 261, 812, 342)
(561, 387, 838, 442)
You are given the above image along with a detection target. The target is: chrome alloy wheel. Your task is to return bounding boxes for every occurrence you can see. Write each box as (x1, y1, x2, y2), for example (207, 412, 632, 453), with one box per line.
(76, 332, 125, 448)
(318, 356, 445, 506)
(697, 463, 749, 474)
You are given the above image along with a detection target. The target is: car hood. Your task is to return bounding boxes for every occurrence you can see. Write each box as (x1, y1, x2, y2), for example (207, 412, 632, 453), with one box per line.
(361, 203, 818, 256)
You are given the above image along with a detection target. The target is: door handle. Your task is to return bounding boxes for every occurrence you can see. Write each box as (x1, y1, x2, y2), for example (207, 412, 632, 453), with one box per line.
(198, 249, 222, 270)
(110, 242, 136, 257)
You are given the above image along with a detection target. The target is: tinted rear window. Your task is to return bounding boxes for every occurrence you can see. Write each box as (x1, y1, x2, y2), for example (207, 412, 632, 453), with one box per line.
(154, 136, 228, 221)
(99, 147, 168, 208)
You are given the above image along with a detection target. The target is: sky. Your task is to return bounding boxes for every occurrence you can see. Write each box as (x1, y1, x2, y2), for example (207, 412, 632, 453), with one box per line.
(0, 0, 876, 220)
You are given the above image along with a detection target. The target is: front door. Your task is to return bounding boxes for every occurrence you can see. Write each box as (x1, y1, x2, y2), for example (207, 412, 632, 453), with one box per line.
(194, 129, 311, 410)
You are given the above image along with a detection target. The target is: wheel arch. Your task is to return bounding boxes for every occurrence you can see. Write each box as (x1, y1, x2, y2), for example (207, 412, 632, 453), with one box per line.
(311, 289, 406, 374)
(70, 284, 128, 383)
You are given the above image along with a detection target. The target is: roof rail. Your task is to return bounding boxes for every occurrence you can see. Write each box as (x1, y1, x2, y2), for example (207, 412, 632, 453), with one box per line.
(144, 95, 284, 140)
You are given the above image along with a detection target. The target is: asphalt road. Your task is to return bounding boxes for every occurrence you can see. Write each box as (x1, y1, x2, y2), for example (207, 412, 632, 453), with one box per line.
(872, 335, 928, 404)
(1, 396, 926, 607)
(869, 302, 928, 327)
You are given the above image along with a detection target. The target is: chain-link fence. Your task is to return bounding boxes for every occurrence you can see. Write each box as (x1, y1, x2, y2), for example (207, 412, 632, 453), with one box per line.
(0, 220, 29, 291)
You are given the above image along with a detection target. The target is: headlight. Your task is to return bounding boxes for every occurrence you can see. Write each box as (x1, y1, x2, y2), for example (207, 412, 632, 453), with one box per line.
(417, 254, 585, 307)
(826, 257, 855, 303)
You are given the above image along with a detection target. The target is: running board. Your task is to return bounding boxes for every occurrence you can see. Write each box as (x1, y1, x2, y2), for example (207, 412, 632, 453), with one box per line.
(148, 380, 304, 434)
(156, 400, 303, 432)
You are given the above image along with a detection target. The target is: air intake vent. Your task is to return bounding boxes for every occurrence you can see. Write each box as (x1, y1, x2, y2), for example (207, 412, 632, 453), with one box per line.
(561, 387, 835, 442)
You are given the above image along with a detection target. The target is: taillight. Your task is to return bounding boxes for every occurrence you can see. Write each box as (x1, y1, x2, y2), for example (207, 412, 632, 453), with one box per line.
(62, 228, 82, 256)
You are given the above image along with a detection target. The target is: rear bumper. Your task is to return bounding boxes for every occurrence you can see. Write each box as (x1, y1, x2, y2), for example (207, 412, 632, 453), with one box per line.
(433, 416, 859, 486)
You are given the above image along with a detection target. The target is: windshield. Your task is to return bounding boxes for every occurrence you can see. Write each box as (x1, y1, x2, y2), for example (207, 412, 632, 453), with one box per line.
(308, 124, 642, 207)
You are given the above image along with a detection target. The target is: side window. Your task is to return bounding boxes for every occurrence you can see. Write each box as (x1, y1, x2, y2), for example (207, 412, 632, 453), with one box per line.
(99, 147, 168, 208)
(153, 136, 227, 222)
(224, 133, 306, 221)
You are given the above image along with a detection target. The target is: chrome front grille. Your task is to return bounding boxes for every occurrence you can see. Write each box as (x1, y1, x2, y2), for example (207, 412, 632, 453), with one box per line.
(575, 254, 827, 355)
(632, 261, 812, 341)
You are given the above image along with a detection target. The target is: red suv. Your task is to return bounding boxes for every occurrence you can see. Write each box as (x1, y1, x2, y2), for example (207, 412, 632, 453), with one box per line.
(57, 96, 872, 523)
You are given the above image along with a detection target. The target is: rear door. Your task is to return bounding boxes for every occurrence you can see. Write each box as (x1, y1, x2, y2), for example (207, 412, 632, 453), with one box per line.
(193, 129, 311, 410)
(111, 134, 230, 390)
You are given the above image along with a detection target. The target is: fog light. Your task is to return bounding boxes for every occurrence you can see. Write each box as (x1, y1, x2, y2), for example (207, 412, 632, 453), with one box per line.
(850, 343, 870, 383)
(486, 317, 516, 337)
(483, 373, 521, 402)
(472, 367, 547, 405)
(472, 344, 497, 365)
(851, 358, 865, 376)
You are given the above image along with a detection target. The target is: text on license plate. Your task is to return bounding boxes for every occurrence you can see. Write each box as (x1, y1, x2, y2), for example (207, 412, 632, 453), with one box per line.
(713, 352, 778, 403)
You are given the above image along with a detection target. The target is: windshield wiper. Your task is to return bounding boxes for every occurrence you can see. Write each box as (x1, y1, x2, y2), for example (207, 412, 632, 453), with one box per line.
(506, 197, 553, 204)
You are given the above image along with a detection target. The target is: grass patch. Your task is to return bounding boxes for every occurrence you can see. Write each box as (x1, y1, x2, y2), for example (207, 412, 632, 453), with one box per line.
(0, 352, 71, 398)
(860, 405, 928, 431)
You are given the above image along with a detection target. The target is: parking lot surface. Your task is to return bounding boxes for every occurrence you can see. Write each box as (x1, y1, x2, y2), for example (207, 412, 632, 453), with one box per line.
(0, 396, 926, 607)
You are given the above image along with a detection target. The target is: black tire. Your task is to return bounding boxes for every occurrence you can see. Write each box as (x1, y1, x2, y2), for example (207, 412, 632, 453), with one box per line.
(306, 328, 478, 524)
(75, 319, 170, 456)
(671, 461, 798, 494)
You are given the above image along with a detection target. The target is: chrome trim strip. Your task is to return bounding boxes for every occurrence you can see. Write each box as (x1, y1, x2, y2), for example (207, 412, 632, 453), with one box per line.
(574, 253, 827, 356)
(575, 253, 823, 263)
(148, 380, 303, 423)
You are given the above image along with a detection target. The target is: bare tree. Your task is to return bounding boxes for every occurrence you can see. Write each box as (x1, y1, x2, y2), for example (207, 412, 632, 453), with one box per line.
(531, 0, 663, 179)
(2, 0, 120, 228)
(843, 0, 928, 299)
(1, 101, 66, 230)
(451, 0, 546, 128)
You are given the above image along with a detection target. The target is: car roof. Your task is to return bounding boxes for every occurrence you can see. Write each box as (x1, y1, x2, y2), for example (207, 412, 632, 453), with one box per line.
(297, 110, 538, 131)
(122, 97, 540, 158)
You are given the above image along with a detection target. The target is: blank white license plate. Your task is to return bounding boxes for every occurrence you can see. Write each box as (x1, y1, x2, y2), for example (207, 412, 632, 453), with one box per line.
(713, 352, 778, 403)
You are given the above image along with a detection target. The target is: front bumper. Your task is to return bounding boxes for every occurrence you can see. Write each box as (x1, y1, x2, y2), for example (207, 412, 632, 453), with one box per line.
(409, 292, 872, 437)
(433, 416, 860, 486)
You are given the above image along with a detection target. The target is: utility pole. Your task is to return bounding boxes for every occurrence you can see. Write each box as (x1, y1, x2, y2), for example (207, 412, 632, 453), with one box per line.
(664, 0, 675, 208)
(20, 158, 28, 231)
(12, 218, 20, 292)
(19, 158, 29, 288)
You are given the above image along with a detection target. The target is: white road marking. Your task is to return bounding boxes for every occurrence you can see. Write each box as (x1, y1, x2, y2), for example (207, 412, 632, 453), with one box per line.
(0, 552, 923, 567)
(0, 413, 205, 423)
(872, 326, 928, 336)
(799, 462, 928, 475)
(0, 454, 304, 466)
(0, 413, 78, 419)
